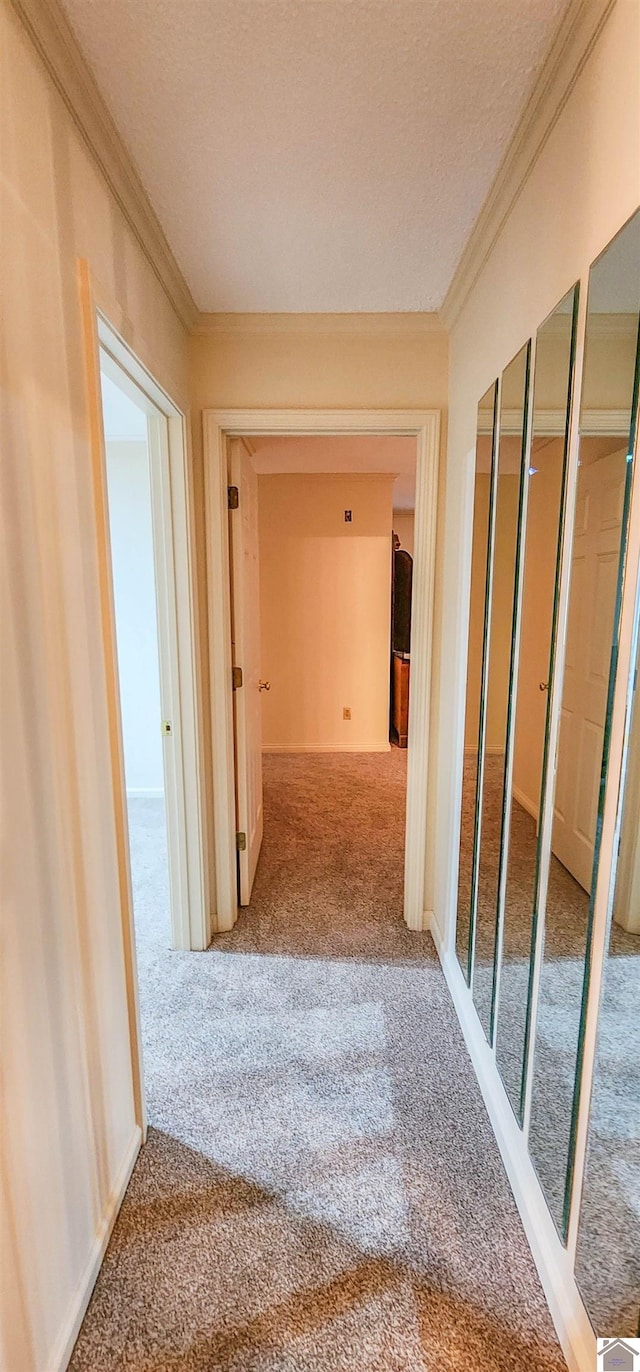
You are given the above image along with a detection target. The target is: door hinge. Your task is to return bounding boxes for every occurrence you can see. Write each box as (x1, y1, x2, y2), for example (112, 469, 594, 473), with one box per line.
(232, 665, 243, 690)
(236, 832, 247, 851)
(228, 485, 239, 509)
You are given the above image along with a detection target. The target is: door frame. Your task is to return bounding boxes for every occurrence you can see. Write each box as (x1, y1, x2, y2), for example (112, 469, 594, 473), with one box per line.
(97, 325, 209, 955)
(79, 262, 210, 1130)
(204, 407, 441, 933)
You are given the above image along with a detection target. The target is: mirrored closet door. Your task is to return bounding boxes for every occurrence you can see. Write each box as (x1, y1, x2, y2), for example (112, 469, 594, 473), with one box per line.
(495, 292, 576, 1117)
(575, 606, 640, 1338)
(471, 344, 530, 1042)
(528, 212, 640, 1240)
(454, 206, 640, 1338)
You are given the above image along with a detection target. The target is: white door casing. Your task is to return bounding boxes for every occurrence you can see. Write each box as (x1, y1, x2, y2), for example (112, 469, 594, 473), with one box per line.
(204, 408, 440, 935)
(228, 439, 264, 904)
(79, 274, 211, 1146)
(552, 446, 628, 891)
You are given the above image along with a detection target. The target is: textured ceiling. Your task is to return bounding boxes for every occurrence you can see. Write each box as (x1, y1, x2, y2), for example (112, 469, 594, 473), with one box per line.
(59, 0, 569, 312)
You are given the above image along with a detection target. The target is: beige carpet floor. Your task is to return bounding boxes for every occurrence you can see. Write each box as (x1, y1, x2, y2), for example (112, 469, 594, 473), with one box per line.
(69, 751, 566, 1371)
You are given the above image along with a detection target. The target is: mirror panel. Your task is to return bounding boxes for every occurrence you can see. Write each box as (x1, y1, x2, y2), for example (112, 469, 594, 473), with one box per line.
(529, 210, 640, 1238)
(495, 289, 577, 1118)
(456, 384, 498, 981)
(472, 344, 530, 1040)
(575, 615, 640, 1338)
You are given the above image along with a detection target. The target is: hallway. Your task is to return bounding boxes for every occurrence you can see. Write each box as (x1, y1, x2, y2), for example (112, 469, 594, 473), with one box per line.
(70, 753, 564, 1370)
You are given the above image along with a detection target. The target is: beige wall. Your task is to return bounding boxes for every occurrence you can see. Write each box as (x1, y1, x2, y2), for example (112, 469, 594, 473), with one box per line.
(189, 315, 448, 412)
(1, 7, 189, 1371)
(432, 0, 640, 931)
(189, 315, 448, 878)
(393, 509, 415, 557)
(188, 318, 447, 595)
(259, 474, 394, 750)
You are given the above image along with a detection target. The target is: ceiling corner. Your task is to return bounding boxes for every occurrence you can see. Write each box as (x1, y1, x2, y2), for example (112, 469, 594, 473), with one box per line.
(440, 0, 617, 332)
(10, 0, 199, 332)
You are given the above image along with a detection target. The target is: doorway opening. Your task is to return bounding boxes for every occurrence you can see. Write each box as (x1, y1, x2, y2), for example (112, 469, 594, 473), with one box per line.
(86, 297, 210, 1141)
(95, 317, 208, 960)
(227, 437, 418, 912)
(88, 312, 210, 1151)
(100, 362, 171, 959)
(204, 409, 440, 936)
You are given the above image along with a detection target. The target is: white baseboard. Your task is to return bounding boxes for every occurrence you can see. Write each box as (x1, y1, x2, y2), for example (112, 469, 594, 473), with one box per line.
(126, 788, 164, 799)
(422, 906, 440, 938)
(512, 783, 539, 823)
(263, 743, 392, 754)
(426, 913, 595, 1372)
(213, 907, 238, 934)
(49, 1126, 142, 1372)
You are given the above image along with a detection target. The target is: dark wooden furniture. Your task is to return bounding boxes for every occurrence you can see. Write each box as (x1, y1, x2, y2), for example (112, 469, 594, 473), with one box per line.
(392, 652, 410, 747)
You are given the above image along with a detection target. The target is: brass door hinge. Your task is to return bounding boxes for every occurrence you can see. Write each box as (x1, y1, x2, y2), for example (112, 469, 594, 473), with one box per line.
(236, 832, 246, 851)
(228, 485, 239, 509)
(232, 666, 243, 690)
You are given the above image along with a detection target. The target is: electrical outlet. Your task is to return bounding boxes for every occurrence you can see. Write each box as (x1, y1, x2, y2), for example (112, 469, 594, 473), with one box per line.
(343, 707, 351, 720)
(344, 510, 352, 522)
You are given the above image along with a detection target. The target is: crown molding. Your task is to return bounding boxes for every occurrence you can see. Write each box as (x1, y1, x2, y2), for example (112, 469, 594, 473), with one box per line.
(11, 0, 198, 331)
(440, 0, 617, 331)
(192, 312, 446, 337)
(478, 407, 630, 436)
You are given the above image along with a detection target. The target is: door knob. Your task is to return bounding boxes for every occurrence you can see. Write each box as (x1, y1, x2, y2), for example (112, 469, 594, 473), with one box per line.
(539, 681, 549, 692)
(259, 680, 271, 692)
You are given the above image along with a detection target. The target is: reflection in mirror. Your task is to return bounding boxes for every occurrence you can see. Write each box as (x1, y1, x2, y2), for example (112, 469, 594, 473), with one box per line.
(575, 619, 640, 1338)
(456, 384, 497, 981)
(472, 345, 530, 1040)
(529, 209, 640, 1237)
(495, 289, 577, 1117)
